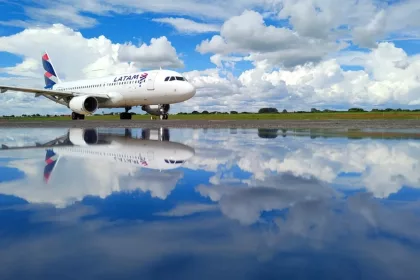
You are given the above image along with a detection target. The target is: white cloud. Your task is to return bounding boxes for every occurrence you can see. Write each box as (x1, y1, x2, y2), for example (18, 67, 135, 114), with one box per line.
(0, 24, 183, 80)
(118, 36, 184, 68)
(183, 42, 420, 111)
(4, 0, 279, 30)
(196, 10, 344, 68)
(152, 17, 220, 34)
(180, 128, 420, 201)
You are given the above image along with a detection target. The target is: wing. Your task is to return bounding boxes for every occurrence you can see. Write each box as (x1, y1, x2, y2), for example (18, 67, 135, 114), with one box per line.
(0, 85, 111, 102)
(0, 134, 71, 151)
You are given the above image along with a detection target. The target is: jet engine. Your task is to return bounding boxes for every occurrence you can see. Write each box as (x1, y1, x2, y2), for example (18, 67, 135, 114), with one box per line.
(69, 95, 98, 115)
(141, 104, 170, 116)
(68, 128, 98, 146)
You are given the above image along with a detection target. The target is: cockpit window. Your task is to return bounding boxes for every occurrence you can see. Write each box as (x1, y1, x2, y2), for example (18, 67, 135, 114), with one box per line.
(164, 76, 187, 82)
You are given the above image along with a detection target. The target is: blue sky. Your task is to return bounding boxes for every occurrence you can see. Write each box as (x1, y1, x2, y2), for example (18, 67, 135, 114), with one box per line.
(1, 0, 420, 115)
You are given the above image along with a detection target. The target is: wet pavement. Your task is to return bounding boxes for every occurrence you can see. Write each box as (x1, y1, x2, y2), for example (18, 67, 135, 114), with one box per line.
(1, 119, 420, 129)
(0, 127, 420, 280)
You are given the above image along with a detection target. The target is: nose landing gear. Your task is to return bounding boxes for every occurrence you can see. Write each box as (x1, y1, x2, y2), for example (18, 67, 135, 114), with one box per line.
(120, 106, 132, 120)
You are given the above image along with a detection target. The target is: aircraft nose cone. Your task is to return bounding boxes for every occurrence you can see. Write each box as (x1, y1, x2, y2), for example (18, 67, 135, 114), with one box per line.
(186, 146, 195, 159)
(180, 146, 195, 160)
(181, 82, 196, 100)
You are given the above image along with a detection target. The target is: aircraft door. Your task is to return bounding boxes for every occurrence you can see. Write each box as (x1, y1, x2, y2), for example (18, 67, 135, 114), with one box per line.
(146, 71, 158, 90)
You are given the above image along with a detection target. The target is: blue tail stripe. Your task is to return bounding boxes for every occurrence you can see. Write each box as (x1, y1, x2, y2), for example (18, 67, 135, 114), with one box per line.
(45, 149, 56, 159)
(44, 76, 55, 89)
(44, 149, 57, 182)
(42, 60, 56, 76)
(44, 161, 57, 173)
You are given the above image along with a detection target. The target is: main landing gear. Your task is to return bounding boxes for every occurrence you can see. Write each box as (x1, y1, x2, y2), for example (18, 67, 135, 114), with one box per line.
(159, 114, 168, 120)
(71, 112, 85, 120)
(150, 114, 168, 120)
(120, 106, 132, 120)
(141, 104, 170, 120)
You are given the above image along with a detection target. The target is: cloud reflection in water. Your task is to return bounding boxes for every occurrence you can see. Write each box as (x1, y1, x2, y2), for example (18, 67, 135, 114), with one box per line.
(0, 127, 419, 279)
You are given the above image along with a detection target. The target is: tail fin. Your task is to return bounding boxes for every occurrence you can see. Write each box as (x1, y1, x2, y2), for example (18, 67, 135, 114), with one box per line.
(44, 149, 59, 183)
(42, 51, 61, 89)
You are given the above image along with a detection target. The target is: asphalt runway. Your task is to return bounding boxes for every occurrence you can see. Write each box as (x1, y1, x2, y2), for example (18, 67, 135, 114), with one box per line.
(1, 119, 420, 129)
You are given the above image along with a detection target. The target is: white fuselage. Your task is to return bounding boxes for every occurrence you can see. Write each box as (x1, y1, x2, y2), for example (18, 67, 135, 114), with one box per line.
(52, 69, 196, 109)
(52, 138, 195, 170)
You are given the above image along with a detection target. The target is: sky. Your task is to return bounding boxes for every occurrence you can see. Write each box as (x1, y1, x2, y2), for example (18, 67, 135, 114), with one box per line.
(1, 0, 420, 115)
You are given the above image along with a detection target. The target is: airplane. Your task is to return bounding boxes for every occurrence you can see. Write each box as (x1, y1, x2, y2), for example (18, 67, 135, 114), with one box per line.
(0, 127, 195, 183)
(0, 51, 196, 120)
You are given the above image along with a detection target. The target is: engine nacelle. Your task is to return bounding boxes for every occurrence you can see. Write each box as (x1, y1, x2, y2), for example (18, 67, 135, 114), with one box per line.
(68, 128, 98, 146)
(141, 128, 170, 141)
(69, 95, 98, 115)
(142, 104, 170, 116)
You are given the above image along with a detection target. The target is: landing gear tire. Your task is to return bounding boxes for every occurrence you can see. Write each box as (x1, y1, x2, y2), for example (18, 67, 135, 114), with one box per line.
(159, 114, 168, 120)
(71, 112, 85, 120)
(120, 112, 132, 120)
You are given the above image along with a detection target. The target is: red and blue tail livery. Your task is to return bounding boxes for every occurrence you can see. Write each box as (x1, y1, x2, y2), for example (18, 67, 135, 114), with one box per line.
(42, 52, 60, 89)
(44, 149, 58, 183)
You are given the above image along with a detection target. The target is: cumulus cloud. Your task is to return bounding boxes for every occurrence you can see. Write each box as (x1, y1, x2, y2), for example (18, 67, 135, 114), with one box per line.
(180, 128, 420, 201)
(196, 10, 344, 68)
(180, 2, 420, 111)
(183, 42, 420, 111)
(0, 24, 183, 80)
(118, 36, 184, 68)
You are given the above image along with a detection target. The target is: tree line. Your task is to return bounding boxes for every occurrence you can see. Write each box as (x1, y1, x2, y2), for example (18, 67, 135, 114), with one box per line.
(2, 107, 420, 118)
(178, 107, 420, 114)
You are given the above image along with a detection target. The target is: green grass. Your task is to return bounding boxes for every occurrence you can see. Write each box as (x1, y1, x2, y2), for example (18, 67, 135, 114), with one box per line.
(2, 111, 420, 121)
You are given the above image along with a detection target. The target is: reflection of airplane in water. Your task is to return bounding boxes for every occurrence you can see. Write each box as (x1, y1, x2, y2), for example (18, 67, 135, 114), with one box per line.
(0, 128, 195, 182)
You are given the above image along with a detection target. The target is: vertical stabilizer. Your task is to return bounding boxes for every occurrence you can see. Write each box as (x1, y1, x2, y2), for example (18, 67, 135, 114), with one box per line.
(42, 51, 61, 89)
(44, 149, 59, 183)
